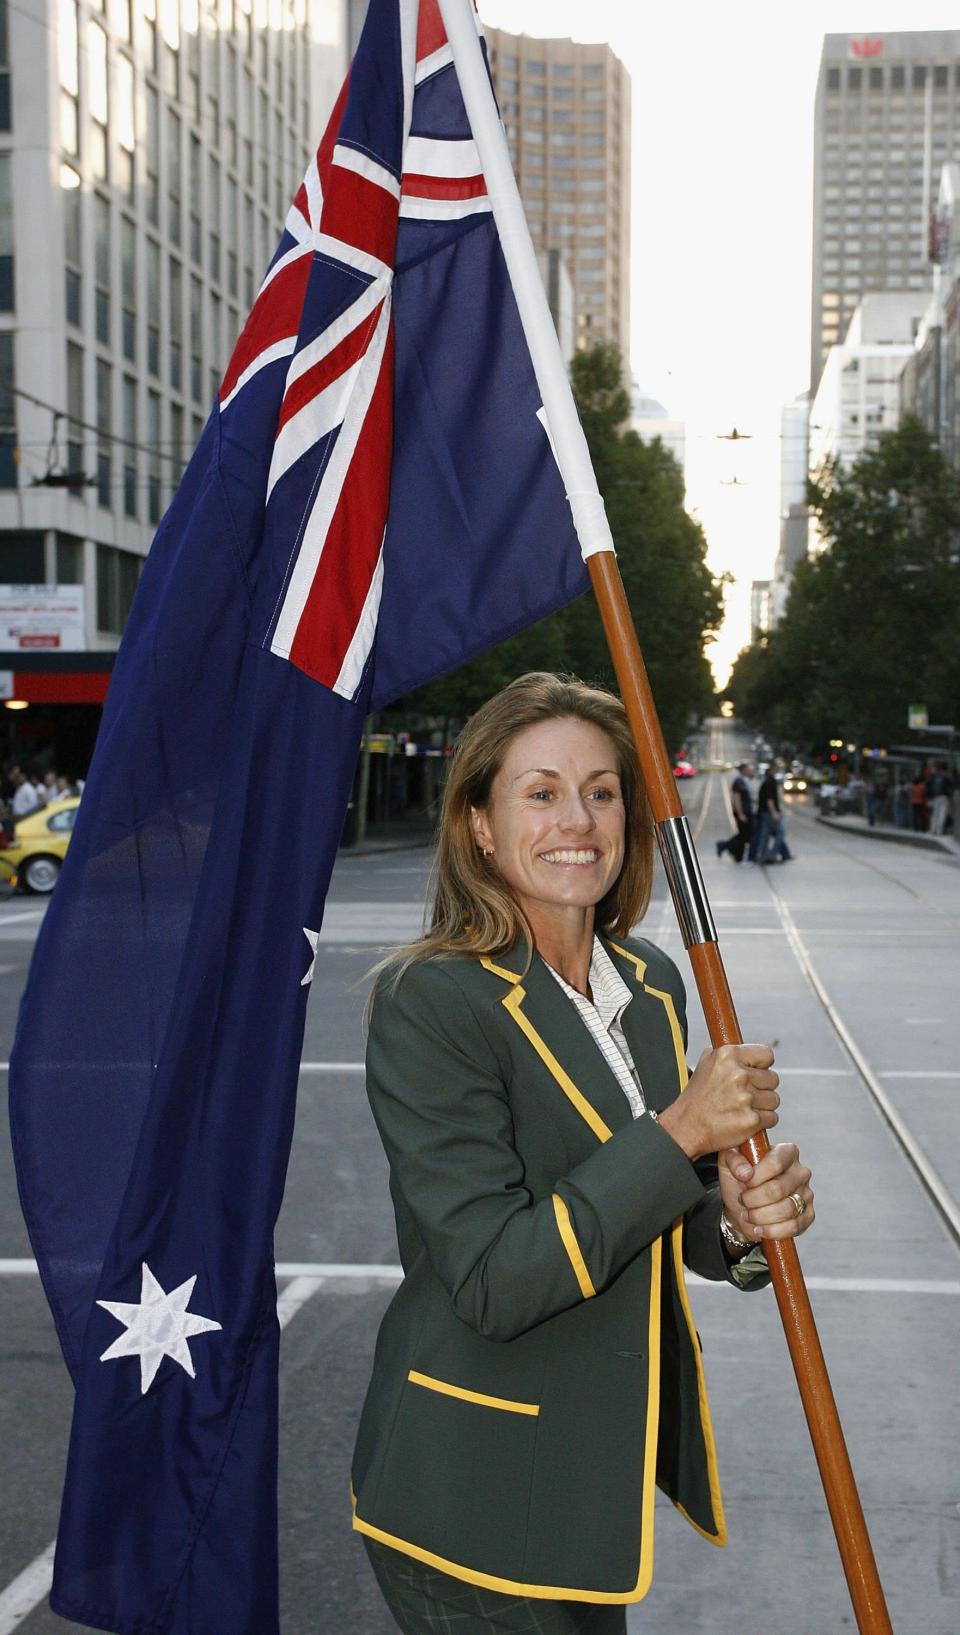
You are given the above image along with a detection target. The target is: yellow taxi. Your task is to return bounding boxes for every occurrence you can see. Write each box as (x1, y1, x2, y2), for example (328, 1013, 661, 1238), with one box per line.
(0, 796, 80, 894)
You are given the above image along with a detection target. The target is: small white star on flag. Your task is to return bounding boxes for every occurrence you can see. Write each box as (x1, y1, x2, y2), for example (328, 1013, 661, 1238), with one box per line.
(301, 926, 320, 986)
(97, 1263, 222, 1395)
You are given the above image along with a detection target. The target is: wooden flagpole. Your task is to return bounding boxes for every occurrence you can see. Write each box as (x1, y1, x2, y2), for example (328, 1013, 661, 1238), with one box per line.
(437, 1, 894, 1629)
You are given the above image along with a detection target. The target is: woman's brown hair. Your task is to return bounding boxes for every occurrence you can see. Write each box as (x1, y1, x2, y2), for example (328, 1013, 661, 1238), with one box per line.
(375, 672, 654, 986)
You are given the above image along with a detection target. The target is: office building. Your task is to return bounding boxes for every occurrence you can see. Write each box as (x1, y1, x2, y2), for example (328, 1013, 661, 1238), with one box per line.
(811, 30, 960, 392)
(900, 160, 960, 465)
(768, 394, 810, 625)
(0, 0, 347, 767)
(485, 26, 631, 361)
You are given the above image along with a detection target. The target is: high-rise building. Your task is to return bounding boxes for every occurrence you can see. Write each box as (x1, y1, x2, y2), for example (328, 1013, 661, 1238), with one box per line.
(630, 390, 686, 480)
(0, 0, 347, 765)
(485, 26, 631, 362)
(769, 393, 809, 624)
(811, 30, 960, 392)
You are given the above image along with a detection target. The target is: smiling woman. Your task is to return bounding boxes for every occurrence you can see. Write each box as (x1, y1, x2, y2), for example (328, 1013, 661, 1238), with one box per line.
(352, 673, 815, 1634)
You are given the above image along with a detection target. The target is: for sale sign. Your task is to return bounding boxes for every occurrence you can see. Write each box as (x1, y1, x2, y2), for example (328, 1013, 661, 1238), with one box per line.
(0, 585, 86, 651)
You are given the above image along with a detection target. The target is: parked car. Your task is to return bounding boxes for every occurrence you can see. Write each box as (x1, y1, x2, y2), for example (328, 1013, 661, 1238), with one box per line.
(0, 796, 80, 893)
(672, 759, 696, 779)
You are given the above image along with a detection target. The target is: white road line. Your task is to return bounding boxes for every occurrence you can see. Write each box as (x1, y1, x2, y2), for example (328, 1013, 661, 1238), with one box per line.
(775, 1068, 854, 1077)
(3, 1258, 958, 1295)
(765, 878, 960, 1246)
(299, 1062, 364, 1072)
(882, 1070, 960, 1080)
(0, 1542, 56, 1635)
(0, 1270, 327, 1632)
(0, 910, 44, 924)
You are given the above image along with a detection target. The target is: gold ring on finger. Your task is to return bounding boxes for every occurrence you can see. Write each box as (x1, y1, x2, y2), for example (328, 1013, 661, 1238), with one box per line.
(788, 1190, 806, 1218)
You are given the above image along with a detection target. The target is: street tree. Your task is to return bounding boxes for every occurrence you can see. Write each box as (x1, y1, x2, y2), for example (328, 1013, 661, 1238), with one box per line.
(727, 416, 960, 748)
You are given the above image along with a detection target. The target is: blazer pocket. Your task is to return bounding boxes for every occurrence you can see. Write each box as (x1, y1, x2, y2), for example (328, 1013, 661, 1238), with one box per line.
(407, 1369, 540, 1416)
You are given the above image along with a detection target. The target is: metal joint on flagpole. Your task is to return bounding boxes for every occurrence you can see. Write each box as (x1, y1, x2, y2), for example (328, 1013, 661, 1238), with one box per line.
(654, 816, 717, 949)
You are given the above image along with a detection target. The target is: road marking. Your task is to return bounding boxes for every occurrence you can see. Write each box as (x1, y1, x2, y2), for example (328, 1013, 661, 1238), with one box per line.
(299, 1062, 364, 1072)
(0, 1062, 368, 1075)
(0, 910, 44, 924)
(3, 1258, 958, 1295)
(764, 877, 960, 1247)
(904, 1017, 942, 1025)
(0, 1269, 326, 1631)
(775, 1068, 854, 1077)
(0, 1543, 57, 1635)
(882, 1070, 960, 1080)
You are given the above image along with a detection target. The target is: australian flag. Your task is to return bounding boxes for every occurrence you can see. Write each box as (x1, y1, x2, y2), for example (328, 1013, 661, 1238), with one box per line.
(9, 1, 589, 1629)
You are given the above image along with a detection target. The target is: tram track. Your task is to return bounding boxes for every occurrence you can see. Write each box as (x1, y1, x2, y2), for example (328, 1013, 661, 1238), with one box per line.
(706, 729, 960, 1251)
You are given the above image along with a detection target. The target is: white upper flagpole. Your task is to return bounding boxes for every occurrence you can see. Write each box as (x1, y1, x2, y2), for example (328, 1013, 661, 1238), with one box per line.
(435, 0, 615, 562)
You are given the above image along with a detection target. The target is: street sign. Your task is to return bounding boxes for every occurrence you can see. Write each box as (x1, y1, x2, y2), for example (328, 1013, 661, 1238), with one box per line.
(908, 705, 928, 730)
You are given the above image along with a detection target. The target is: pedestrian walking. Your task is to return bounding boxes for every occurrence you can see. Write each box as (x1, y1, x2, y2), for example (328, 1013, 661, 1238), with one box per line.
(9, 767, 42, 819)
(927, 761, 952, 837)
(716, 761, 753, 862)
(353, 673, 815, 1631)
(909, 771, 928, 833)
(755, 766, 793, 863)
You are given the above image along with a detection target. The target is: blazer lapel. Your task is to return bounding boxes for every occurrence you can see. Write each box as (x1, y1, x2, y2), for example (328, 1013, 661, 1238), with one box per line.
(480, 944, 634, 1143)
(603, 938, 689, 1115)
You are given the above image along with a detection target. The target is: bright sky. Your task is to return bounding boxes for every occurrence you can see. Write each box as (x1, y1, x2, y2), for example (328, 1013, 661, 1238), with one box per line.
(478, 0, 959, 683)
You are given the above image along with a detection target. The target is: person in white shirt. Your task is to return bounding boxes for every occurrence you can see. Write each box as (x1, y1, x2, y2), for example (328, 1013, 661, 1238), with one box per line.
(10, 770, 42, 819)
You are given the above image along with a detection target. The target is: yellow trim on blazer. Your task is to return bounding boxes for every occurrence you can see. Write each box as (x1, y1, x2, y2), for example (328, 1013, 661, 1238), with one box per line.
(551, 1193, 597, 1298)
(479, 957, 615, 1144)
(352, 1234, 664, 1605)
(608, 939, 727, 1546)
(407, 1369, 540, 1417)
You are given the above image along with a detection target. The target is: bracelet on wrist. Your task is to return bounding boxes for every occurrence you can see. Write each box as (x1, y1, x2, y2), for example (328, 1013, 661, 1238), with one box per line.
(720, 1211, 753, 1257)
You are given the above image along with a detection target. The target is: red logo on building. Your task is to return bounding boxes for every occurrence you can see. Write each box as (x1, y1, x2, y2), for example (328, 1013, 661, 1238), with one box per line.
(849, 38, 884, 58)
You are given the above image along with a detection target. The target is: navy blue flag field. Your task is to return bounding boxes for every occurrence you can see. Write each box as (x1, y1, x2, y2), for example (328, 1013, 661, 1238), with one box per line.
(8, 2, 589, 1631)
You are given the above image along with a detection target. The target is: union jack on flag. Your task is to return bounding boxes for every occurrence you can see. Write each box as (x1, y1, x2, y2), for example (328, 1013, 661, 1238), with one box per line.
(11, 2, 588, 1632)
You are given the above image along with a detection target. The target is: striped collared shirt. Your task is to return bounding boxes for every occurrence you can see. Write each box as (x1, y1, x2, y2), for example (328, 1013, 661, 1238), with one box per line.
(544, 937, 648, 1120)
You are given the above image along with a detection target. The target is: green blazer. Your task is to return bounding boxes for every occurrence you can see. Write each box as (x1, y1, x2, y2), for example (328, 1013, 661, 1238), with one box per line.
(351, 933, 768, 1605)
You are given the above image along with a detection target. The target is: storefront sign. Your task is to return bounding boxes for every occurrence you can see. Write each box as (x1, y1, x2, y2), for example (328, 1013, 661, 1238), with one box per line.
(0, 585, 86, 652)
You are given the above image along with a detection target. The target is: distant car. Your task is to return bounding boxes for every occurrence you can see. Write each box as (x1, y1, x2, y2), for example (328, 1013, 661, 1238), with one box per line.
(0, 796, 80, 894)
(782, 773, 808, 793)
(673, 760, 696, 779)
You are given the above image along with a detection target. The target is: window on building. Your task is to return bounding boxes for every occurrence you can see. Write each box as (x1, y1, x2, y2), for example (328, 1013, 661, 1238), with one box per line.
(190, 275, 202, 402)
(0, 0, 10, 131)
(524, 105, 544, 123)
(552, 109, 572, 123)
(96, 358, 111, 509)
(59, 0, 79, 152)
(120, 215, 135, 360)
(934, 64, 948, 90)
(826, 67, 840, 91)
(116, 53, 135, 198)
(912, 65, 926, 88)
(170, 401, 183, 487)
(847, 67, 862, 89)
(88, 20, 108, 179)
(56, 534, 83, 583)
(146, 239, 160, 375)
(122, 377, 136, 517)
(0, 332, 15, 488)
(869, 66, 883, 90)
(526, 59, 545, 75)
(97, 545, 141, 635)
(169, 255, 182, 390)
(553, 86, 573, 100)
(189, 134, 202, 264)
(0, 533, 44, 579)
(526, 83, 545, 99)
(168, 110, 182, 245)
(0, 152, 13, 310)
(94, 192, 110, 345)
(146, 86, 160, 225)
(65, 339, 84, 484)
(147, 391, 161, 524)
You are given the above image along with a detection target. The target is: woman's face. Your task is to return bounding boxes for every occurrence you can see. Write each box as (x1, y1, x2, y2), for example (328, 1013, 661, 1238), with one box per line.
(470, 716, 626, 927)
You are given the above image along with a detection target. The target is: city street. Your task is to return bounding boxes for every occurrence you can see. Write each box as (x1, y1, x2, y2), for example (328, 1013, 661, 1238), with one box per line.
(1, 719, 959, 1634)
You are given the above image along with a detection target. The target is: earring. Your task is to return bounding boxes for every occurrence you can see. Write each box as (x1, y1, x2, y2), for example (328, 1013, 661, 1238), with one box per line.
(481, 848, 492, 857)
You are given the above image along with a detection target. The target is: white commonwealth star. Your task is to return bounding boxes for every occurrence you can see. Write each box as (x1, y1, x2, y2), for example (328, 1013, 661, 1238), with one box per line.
(301, 926, 320, 986)
(97, 1263, 223, 1396)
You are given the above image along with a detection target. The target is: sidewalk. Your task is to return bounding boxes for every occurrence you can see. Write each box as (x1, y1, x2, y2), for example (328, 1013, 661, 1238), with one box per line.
(816, 809, 959, 856)
(340, 816, 435, 857)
